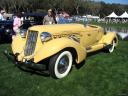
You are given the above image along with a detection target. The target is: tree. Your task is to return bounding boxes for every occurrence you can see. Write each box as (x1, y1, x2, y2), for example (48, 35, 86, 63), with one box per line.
(0, 0, 127, 17)
(73, 0, 84, 15)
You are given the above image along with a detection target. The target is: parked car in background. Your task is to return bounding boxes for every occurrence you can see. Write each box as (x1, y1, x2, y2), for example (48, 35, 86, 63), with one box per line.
(0, 20, 13, 43)
(5, 24, 118, 79)
(22, 13, 46, 28)
(0, 13, 46, 43)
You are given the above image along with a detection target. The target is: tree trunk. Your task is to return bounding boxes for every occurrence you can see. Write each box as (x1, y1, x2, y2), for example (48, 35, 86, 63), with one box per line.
(75, 6, 79, 15)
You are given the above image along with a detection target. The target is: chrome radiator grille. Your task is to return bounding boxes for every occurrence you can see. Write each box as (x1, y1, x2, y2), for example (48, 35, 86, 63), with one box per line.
(24, 30, 38, 56)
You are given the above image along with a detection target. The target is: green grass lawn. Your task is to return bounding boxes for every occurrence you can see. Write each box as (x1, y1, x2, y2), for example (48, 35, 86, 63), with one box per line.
(0, 40, 128, 96)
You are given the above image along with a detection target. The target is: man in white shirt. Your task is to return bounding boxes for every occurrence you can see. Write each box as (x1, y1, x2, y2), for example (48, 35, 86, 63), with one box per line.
(0, 10, 5, 21)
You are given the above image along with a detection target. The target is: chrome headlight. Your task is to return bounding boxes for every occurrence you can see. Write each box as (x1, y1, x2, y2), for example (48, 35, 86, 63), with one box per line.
(20, 29, 27, 38)
(40, 32, 52, 42)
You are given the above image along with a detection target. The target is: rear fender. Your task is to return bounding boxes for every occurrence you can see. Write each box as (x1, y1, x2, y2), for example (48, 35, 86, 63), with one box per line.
(99, 32, 118, 46)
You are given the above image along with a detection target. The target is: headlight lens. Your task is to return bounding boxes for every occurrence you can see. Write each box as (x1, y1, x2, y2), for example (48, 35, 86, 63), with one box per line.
(20, 29, 27, 38)
(40, 32, 52, 42)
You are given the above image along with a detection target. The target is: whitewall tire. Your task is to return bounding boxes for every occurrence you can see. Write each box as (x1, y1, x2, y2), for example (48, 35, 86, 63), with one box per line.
(108, 40, 115, 53)
(49, 51, 73, 79)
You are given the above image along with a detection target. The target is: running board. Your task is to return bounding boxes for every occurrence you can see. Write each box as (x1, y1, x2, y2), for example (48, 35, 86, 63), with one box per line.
(86, 43, 105, 53)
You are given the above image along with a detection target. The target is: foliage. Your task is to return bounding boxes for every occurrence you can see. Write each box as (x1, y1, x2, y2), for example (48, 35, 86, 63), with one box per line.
(0, 0, 128, 17)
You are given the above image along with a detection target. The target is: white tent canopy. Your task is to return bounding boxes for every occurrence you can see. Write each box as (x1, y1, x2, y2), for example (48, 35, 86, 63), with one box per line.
(106, 12, 118, 18)
(119, 11, 128, 18)
(84, 15, 100, 19)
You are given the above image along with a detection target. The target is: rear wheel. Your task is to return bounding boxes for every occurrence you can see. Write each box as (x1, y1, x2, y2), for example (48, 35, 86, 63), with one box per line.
(49, 51, 73, 79)
(108, 40, 115, 53)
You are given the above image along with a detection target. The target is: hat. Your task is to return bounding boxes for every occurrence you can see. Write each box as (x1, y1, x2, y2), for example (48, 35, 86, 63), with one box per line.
(48, 9, 52, 12)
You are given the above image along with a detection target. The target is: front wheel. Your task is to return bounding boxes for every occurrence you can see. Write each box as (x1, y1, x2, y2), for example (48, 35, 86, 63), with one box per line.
(49, 51, 73, 79)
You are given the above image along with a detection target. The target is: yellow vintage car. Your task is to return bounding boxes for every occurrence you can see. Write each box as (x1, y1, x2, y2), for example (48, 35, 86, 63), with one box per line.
(10, 24, 118, 79)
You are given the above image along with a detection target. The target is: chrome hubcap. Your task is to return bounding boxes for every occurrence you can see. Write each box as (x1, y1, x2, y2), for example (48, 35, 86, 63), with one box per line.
(57, 55, 69, 74)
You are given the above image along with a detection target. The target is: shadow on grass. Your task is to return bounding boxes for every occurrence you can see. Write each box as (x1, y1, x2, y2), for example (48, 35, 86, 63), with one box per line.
(17, 65, 50, 77)
(2, 46, 110, 78)
(3, 51, 50, 78)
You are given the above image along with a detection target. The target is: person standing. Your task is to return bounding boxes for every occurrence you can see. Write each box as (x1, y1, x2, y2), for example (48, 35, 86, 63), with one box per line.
(56, 10, 66, 24)
(43, 9, 56, 25)
(13, 12, 22, 38)
(0, 10, 5, 21)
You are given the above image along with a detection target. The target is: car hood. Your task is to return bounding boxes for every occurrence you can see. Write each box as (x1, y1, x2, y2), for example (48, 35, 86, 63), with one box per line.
(28, 24, 85, 35)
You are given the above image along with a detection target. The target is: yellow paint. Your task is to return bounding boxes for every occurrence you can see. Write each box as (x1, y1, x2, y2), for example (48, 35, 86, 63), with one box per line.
(12, 24, 118, 64)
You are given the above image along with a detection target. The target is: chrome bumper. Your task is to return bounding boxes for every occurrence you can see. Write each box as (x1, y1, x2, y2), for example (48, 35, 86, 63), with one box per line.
(4, 50, 47, 71)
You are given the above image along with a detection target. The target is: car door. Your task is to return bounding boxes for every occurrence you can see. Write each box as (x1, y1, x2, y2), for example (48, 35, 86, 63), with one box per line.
(80, 28, 98, 47)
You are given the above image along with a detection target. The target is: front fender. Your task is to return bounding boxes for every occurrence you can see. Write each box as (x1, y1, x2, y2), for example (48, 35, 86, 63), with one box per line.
(33, 38, 86, 64)
(12, 35, 26, 54)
